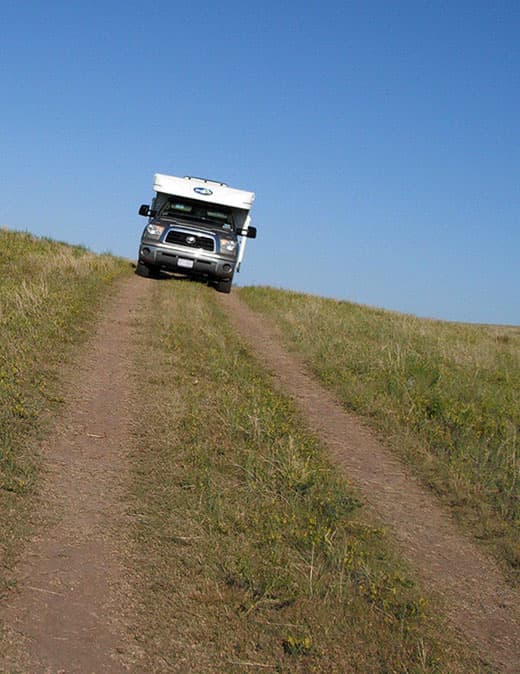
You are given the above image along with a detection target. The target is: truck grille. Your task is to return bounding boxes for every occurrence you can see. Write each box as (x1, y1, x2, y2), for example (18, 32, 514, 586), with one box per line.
(164, 230, 215, 252)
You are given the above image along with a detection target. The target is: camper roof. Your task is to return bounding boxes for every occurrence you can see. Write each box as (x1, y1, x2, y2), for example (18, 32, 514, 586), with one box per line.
(154, 174, 255, 211)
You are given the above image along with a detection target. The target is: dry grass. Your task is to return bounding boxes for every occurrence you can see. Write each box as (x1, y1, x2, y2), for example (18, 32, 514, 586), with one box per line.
(127, 279, 484, 672)
(0, 229, 130, 594)
(239, 286, 520, 581)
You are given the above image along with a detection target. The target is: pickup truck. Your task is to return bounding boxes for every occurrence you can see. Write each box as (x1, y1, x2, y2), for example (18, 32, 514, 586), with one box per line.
(136, 173, 257, 293)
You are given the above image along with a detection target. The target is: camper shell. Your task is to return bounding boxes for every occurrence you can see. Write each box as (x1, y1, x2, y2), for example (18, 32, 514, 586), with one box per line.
(136, 174, 257, 293)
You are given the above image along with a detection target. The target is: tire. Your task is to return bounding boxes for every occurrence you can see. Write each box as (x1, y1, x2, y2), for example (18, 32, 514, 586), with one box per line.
(136, 261, 157, 278)
(216, 278, 233, 294)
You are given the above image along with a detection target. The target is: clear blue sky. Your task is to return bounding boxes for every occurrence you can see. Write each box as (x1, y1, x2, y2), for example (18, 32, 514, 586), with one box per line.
(1, 1, 519, 324)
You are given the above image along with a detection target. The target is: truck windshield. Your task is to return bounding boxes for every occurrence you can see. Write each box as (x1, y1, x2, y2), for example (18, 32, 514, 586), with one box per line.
(160, 198, 234, 229)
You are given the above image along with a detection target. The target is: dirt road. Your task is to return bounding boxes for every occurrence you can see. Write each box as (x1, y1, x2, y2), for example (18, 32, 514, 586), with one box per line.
(1, 277, 519, 673)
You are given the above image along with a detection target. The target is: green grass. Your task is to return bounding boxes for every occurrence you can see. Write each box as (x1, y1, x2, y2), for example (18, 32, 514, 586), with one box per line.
(128, 280, 484, 672)
(239, 286, 520, 580)
(0, 229, 130, 593)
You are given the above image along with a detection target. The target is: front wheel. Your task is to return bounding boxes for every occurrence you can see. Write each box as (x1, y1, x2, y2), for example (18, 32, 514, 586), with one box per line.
(215, 278, 233, 294)
(136, 261, 159, 278)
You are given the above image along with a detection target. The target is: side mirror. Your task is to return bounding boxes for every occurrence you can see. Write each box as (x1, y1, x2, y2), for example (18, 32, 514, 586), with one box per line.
(138, 205, 157, 217)
(237, 226, 257, 239)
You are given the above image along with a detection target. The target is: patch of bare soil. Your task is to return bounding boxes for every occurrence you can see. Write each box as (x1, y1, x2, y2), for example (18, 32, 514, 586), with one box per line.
(220, 292, 520, 674)
(0, 276, 150, 674)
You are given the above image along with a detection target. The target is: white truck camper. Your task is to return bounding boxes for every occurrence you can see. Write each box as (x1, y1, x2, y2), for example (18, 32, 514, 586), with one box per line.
(136, 174, 257, 293)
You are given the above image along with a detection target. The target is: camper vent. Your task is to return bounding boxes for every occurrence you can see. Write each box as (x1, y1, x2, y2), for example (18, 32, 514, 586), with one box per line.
(184, 176, 228, 187)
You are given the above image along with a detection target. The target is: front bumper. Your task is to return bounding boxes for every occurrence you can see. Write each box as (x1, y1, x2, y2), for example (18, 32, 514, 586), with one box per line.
(139, 242, 236, 280)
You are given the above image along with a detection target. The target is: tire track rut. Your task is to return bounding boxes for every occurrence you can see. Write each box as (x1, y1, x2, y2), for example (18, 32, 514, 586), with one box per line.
(220, 291, 520, 674)
(0, 276, 150, 674)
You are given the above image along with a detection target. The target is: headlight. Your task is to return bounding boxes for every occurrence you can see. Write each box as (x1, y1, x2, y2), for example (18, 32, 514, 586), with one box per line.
(145, 224, 165, 239)
(220, 238, 237, 252)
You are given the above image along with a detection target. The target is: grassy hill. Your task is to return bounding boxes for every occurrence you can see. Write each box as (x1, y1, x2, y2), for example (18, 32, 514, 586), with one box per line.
(239, 286, 520, 581)
(0, 234, 491, 670)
